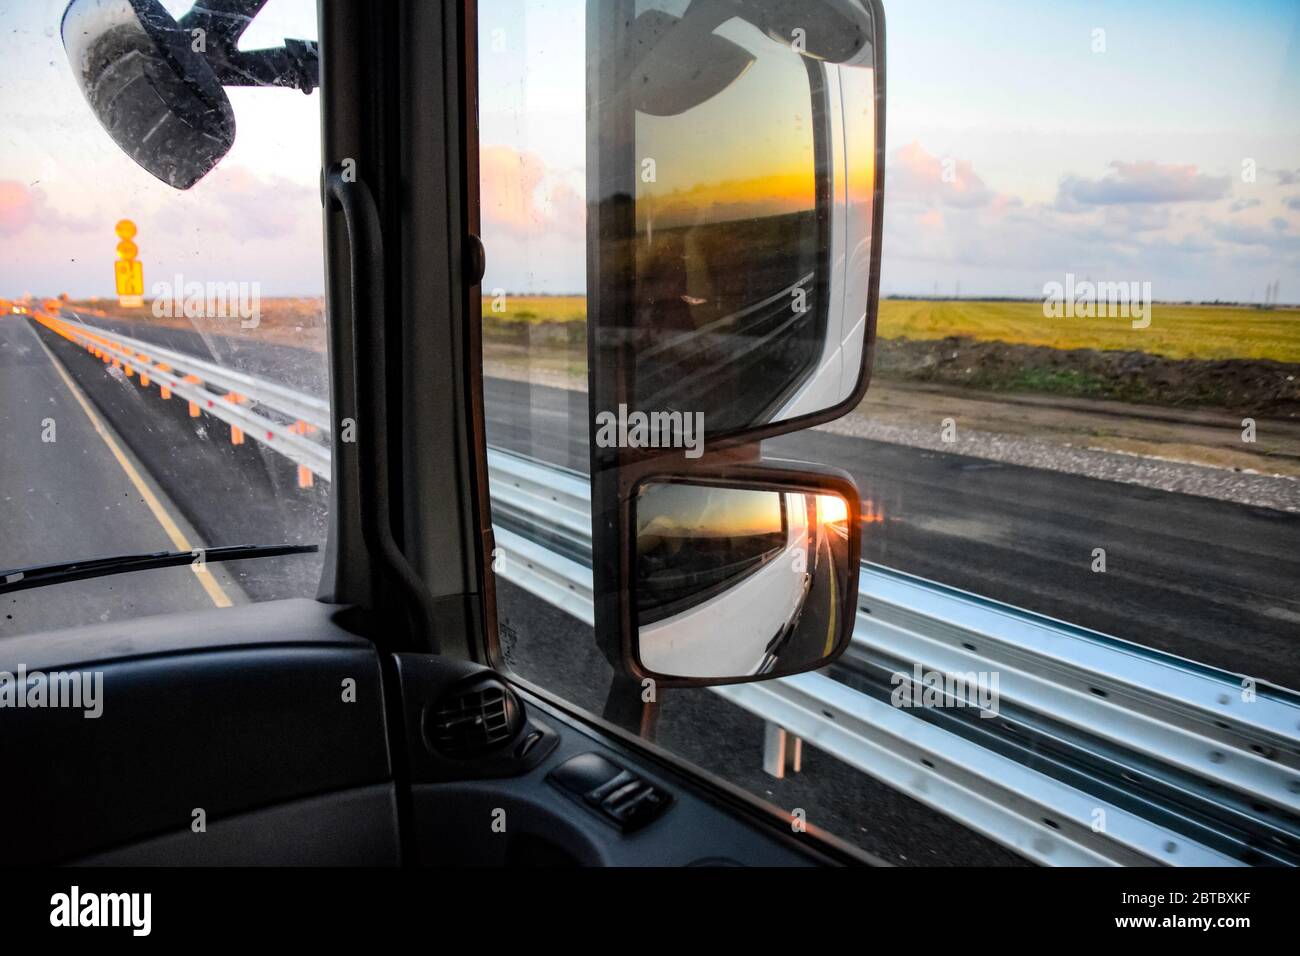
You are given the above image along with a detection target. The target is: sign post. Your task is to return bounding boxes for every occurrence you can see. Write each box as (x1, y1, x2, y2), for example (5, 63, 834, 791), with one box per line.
(114, 219, 144, 308)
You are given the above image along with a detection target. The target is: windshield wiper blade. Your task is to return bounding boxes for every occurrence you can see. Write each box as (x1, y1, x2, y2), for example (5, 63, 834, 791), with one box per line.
(0, 544, 320, 595)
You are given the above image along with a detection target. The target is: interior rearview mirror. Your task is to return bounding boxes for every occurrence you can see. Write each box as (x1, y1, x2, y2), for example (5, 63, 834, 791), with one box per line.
(61, 0, 318, 190)
(631, 479, 858, 683)
(62, 0, 236, 189)
(590, 0, 883, 444)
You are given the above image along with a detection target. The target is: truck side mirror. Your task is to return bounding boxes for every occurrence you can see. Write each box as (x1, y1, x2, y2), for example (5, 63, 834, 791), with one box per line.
(585, 1, 883, 696)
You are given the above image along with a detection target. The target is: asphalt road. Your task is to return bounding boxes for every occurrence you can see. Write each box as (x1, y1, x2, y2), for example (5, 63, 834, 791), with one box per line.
(0, 316, 243, 634)
(20, 313, 329, 606)
(12, 311, 1298, 864)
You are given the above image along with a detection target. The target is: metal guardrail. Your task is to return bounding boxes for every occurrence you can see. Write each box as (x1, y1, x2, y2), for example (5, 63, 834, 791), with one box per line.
(847, 571, 1300, 864)
(36, 312, 331, 478)
(33, 311, 1300, 866)
(486, 469, 1298, 865)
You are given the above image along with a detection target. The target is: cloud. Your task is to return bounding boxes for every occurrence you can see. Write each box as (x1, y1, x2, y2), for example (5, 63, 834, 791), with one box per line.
(1231, 198, 1262, 212)
(1209, 219, 1300, 253)
(0, 179, 96, 235)
(1056, 161, 1229, 208)
(1101, 204, 1171, 233)
(888, 141, 996, 209)
(1275, 168, 1300, 186)
(179, 167, 317, 241)
(479, 145, 584, 240)
(1286, 196, 1300, 212)
(0, 180, 34, 235)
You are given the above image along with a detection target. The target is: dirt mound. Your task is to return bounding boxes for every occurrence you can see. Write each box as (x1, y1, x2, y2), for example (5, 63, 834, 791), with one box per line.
(874, 336, 1300, 418)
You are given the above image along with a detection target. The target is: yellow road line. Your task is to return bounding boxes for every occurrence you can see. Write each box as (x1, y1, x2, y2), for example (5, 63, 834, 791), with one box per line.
(30, 319, 231, 608)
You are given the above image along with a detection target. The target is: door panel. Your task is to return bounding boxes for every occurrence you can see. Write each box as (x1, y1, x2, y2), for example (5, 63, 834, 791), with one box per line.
(1, 600, 395, 865)
(390, 652, 866, 865)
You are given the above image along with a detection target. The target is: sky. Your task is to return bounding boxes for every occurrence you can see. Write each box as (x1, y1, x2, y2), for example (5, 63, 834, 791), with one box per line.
(1, 0, 1298, 302)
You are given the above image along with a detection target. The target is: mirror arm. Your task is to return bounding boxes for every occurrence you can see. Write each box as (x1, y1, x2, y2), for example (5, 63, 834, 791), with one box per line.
(176, 1, 319, 93)
(178, 0, 268, 48)
(602, 673, 661, 739)
(207, 41, 319, 93)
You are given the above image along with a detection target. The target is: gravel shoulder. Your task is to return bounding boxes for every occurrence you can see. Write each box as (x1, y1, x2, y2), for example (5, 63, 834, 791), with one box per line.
(483, 356, 1300, 513)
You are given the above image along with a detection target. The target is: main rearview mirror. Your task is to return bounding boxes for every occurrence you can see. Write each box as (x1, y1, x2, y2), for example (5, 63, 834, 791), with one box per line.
(630, 478, 858, 684)
(589, 0, 884, 444)
(62, 0, 236, 189)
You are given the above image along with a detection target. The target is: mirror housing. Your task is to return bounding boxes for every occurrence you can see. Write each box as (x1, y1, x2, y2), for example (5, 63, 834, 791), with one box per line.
(62, 0, 235, 189)
(61, 0, 318, 190)
(585, 0, 882, 709)
(594, 457, 860, 689)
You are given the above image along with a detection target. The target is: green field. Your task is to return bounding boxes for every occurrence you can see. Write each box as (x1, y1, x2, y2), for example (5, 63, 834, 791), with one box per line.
(482, 295, 587, 324)
(481, 295, 1300, 364)
(877, 300, 1300, 364)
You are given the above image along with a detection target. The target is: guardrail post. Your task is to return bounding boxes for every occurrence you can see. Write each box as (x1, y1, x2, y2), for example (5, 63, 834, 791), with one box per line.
(763, 722, 803, 779)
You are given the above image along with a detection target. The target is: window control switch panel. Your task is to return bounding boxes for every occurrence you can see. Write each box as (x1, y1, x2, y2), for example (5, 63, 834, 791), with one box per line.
(548, 753, 672, 833)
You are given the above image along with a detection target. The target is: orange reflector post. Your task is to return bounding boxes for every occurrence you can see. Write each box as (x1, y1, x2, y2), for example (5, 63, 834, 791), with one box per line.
(140, 372, 150, 387)
(161, 385, 171, 399)
(297, 464, 313, 489)
(231, 425, 244, 445)
(188, 401, 200, 417)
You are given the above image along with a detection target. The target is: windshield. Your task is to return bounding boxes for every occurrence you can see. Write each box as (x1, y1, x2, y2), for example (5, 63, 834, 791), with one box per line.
(0, 0, 326, 634)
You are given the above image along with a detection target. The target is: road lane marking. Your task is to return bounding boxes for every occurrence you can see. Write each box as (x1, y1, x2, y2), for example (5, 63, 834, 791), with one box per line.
(29, 320, 232, 608)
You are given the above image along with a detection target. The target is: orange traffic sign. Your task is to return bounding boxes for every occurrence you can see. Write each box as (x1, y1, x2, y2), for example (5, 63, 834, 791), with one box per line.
(115, 259, 143, 297)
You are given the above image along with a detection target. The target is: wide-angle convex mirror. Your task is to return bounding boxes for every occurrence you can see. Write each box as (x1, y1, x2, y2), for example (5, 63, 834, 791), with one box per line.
(630, 478, 858, 684)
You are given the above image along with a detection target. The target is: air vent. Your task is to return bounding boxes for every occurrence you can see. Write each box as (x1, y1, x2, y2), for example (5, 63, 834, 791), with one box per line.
(425, 677, 523, 759)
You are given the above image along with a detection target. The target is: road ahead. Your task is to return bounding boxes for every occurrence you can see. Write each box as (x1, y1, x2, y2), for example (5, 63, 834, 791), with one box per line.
(0, 316, 243, 634)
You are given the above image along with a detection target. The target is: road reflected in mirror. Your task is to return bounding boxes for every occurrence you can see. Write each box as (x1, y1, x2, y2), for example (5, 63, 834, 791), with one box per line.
(633, 481, 853, 681)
